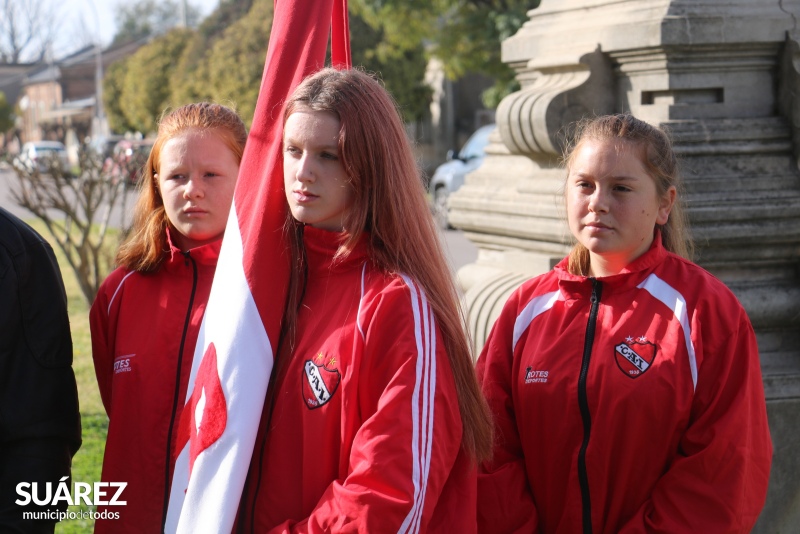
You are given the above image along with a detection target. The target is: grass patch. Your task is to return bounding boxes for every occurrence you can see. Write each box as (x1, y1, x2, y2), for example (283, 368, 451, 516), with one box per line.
(24, 219, 114, 533)
(56, 415, 108, 533)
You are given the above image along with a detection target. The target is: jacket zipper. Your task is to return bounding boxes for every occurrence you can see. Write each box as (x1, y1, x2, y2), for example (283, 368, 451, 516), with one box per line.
(578, 278, 602, 534)
(161, 251, 199, 531)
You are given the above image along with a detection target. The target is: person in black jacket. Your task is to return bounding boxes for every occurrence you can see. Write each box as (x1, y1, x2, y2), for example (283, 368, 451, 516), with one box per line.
(0, 207, 81, 533)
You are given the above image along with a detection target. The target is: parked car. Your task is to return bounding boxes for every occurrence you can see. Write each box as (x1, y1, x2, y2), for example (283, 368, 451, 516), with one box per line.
(13, 141, 70, 174)
(429, 124, 494, 229)
(88, 135, 124, 160)
(106, 139, 154, 185)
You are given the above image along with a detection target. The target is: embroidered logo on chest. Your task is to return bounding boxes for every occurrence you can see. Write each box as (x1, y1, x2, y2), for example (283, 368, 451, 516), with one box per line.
(614, 336, 657, 379)
(113, 353, 135, 374)
(302, 354, 341, 410)
(523, 367, 549, 384)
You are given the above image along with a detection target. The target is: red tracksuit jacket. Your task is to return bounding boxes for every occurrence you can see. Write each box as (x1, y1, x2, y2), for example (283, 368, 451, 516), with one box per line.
(90, 232, 220, 533)
(238, 226, 475, 533)
(476, 237, 772, 533)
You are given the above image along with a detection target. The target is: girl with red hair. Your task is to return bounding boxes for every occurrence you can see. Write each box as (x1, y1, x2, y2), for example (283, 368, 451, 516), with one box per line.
(90, 103, 247, 533)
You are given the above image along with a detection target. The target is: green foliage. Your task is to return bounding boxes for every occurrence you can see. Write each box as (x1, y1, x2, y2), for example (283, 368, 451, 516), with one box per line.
(55, 415, 108, 533)
(353, 0, 439, 54)
(119, 28, 194, 134)
(112, 0, 202, 46)
(168, 43, 213, 106)
(434, 1, 534, 80)
(103, 60, 137, 134)
(105, 0, 271, 133)
(197, 0, 255, 37)
(178, 0, 273, 126)
(349, 7, 431, 123)
(356, 0, 537, 108)
(168, 0, 257, 106)
(104, 0, 535, 134)
(482, 75, 521, 110)
(0, 91, 14, 133)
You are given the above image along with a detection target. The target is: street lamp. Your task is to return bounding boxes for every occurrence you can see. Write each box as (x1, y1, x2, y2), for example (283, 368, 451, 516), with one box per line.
(87, 0, 107, 138)
(94, 42, 105, 137)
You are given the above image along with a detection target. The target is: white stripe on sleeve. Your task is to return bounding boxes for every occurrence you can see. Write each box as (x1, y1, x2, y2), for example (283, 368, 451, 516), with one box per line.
(107, 270, 137, 314)
(512, 291, 561, 352)
(637, 273, 698, 389)
(398, 275, 436, 534)
(356, 262, 367, 342)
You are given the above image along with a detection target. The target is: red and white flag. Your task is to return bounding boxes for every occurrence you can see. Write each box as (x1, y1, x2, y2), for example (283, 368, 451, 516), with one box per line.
(165, 1, 351, 532)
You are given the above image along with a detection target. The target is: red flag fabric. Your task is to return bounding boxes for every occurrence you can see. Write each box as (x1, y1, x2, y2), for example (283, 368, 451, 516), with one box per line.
(173, 343, 227, 475)
(165, 1, 350, 532)
(332, 0, 351, 69)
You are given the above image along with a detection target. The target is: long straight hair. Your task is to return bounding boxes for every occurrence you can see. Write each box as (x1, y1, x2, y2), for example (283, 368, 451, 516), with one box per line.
(116, 102, 247, 272)
(281, 68, 493, 461)
(563, 114, 694, 275)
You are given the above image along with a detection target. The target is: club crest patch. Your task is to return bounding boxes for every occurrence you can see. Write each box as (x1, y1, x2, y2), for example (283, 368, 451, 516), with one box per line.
(302, 358, 341, 409)
(614, 337, 657, 379)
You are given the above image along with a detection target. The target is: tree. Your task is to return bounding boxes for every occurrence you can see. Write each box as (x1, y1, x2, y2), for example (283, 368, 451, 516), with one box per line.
(119, 28, 194, 134)
(103, 0, 531, 135)
(348, 4, 431, 123)
(103, 60, 138, 134)
(111, 0, 202, 46)
(433, 0, 535, 108)
(0, 0, 57, 63)
(356, 0, 538, 108)
(194, 0, 255, 39)
(197, 0, 273, 124)
(10, 148, 133, 304)
(172, 0, 430, 127)
(171, 0, 271, 126)
(187, 0, 431, 124)
(0, 91, 14, 133)
(104, 0, 260, 134)
(167, 0, 255, 106)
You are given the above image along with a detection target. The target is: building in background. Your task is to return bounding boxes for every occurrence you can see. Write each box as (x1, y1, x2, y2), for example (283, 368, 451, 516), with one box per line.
(9, 39, 144, 161)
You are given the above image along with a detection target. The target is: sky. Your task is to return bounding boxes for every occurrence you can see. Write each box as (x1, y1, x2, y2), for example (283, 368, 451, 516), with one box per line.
(53, 0, 221, 56)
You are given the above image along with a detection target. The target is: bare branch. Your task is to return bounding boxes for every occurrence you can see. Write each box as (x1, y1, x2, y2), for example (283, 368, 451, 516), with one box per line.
(0, 0, 59, 63)
(10, 146, 132, 304)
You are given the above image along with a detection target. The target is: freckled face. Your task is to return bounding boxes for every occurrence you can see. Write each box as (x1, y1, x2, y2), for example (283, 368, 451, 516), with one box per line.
(566, 139, 675, 276)
(283, 110, 353, 232)
(157, 130, 240, 251)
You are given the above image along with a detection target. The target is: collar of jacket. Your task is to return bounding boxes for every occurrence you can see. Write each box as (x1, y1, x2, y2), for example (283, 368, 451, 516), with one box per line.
(554, 230, 668, 299)
(163, 226, 222, 270)
(303, 225, 369, 275)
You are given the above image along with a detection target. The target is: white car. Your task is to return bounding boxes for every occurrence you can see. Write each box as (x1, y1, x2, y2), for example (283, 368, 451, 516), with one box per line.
(429, 124, 494, 229)
(14, 141, 70, 174)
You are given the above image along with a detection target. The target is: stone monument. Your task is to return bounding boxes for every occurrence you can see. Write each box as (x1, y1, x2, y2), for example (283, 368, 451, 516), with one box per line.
(450, 1, 800, 530)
